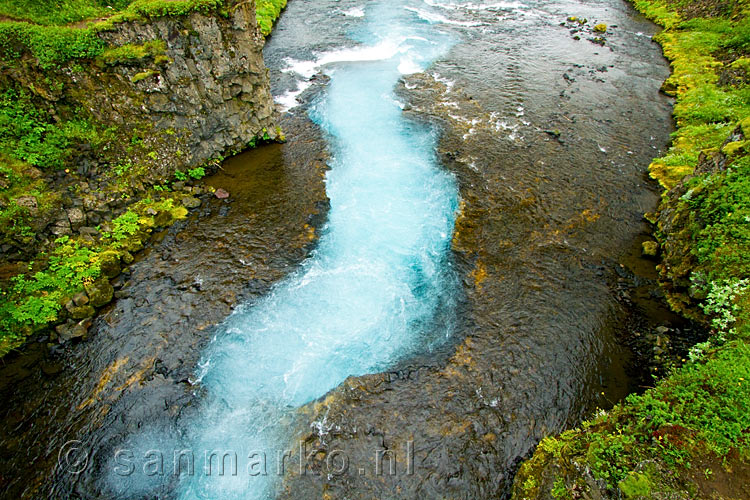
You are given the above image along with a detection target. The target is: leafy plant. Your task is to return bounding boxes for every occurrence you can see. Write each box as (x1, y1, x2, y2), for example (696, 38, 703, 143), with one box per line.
(187, 166, 205, 179)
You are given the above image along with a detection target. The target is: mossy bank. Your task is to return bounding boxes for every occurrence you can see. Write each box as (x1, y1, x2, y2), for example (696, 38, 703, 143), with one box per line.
(0, 0, 287, 355)
(512, 0, 750, 498)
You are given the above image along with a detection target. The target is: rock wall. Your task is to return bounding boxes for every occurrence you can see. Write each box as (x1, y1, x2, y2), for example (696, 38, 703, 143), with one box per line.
(90, 1, 279, 172)
(0, 0, 279, 256)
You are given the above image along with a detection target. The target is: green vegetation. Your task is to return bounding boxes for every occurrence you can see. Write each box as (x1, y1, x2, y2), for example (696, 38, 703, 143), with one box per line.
(256, 0, 287, 36)
(100, 40, 165, 65)
(0, 22, 105, 69)
(187, 166, 206, 179)
(0, 88, 113, 168)
(0, 0, 287, 355)
(0, 155, 59, 247)
(514, 0, 750, 498)
(0, 0, 132, 25)
(0, 0, 284, 73)
(0, 197, 188, 354)
(643, 3, 750, 190)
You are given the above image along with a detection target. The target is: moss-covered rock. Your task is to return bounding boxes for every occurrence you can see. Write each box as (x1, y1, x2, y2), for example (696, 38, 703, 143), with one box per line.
(98, 250, 122, 279)
(84, 278, 114, 308)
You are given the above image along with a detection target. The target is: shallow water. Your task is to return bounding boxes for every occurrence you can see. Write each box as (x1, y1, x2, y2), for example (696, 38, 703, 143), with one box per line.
(0, 0, 677, 498)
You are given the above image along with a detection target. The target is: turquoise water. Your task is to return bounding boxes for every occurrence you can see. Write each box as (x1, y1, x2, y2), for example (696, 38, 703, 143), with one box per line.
(111, 3, 459, 498)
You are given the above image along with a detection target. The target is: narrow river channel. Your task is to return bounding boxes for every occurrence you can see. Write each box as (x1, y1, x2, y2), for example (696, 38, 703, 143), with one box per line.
(121, 3, 464, 498)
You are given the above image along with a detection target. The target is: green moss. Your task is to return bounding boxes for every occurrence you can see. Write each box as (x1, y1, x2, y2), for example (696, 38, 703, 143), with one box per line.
(93, 0, 228, 32)
(131, 69, 158, 82)
(0, 21, 105, 69)
(593, 23, 607, 32)
(256, 0, 287, 36)
(99, 39, 165, 65)
(618, 472, 652, 498)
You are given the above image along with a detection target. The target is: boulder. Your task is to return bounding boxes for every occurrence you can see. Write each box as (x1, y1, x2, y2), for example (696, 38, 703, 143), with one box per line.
(85, 279, 115, 308)
(71, 318, 93, 340)
(181, 196, 202, 209)
(15, 196, 38, 216)
(72, 291, 90, 306)
(99, 251, 122, 279)
(65, 302, 95, 320)
(66, 208, 86, 230)
(50, 218, 72, 236)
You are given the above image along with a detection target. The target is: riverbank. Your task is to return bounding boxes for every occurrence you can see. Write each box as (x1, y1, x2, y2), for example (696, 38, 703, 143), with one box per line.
(512, 0, 750, 498)
(0, 0, 287, 356)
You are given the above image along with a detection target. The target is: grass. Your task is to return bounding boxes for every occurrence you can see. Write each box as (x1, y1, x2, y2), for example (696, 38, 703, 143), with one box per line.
(513, 0, 750, 498)
(0, 0, 286, 35)
(0, 0, 133, 25)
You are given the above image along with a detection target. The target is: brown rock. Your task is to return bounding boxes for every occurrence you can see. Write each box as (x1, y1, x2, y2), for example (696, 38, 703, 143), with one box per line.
(72, 291, 89, 306)
(15, 196, 38, 215)
(215, 188, 230, 199)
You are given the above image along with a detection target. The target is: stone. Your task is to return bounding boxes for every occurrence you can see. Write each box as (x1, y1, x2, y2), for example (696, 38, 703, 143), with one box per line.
(66, 207, 86, 230)
(99, 251, 122, 279)
(215, 188, 230, 199)
(72, 291, 89, 306)
(66, 303, 95, 320)
(642, 240, 659, 258)
(15, 196, 38, 215)
(146, 207, 158, 216)
(154, 211, 172, 227)
(71, 318, 93, 339)
(181, 196, 202, 209)
(50, 218, 72, 236)
(56, 321, 76, 342)
(85, 279, 115, 308)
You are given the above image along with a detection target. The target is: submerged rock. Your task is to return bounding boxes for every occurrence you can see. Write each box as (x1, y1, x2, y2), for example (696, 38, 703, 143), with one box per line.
(181, 196, 202, 209)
